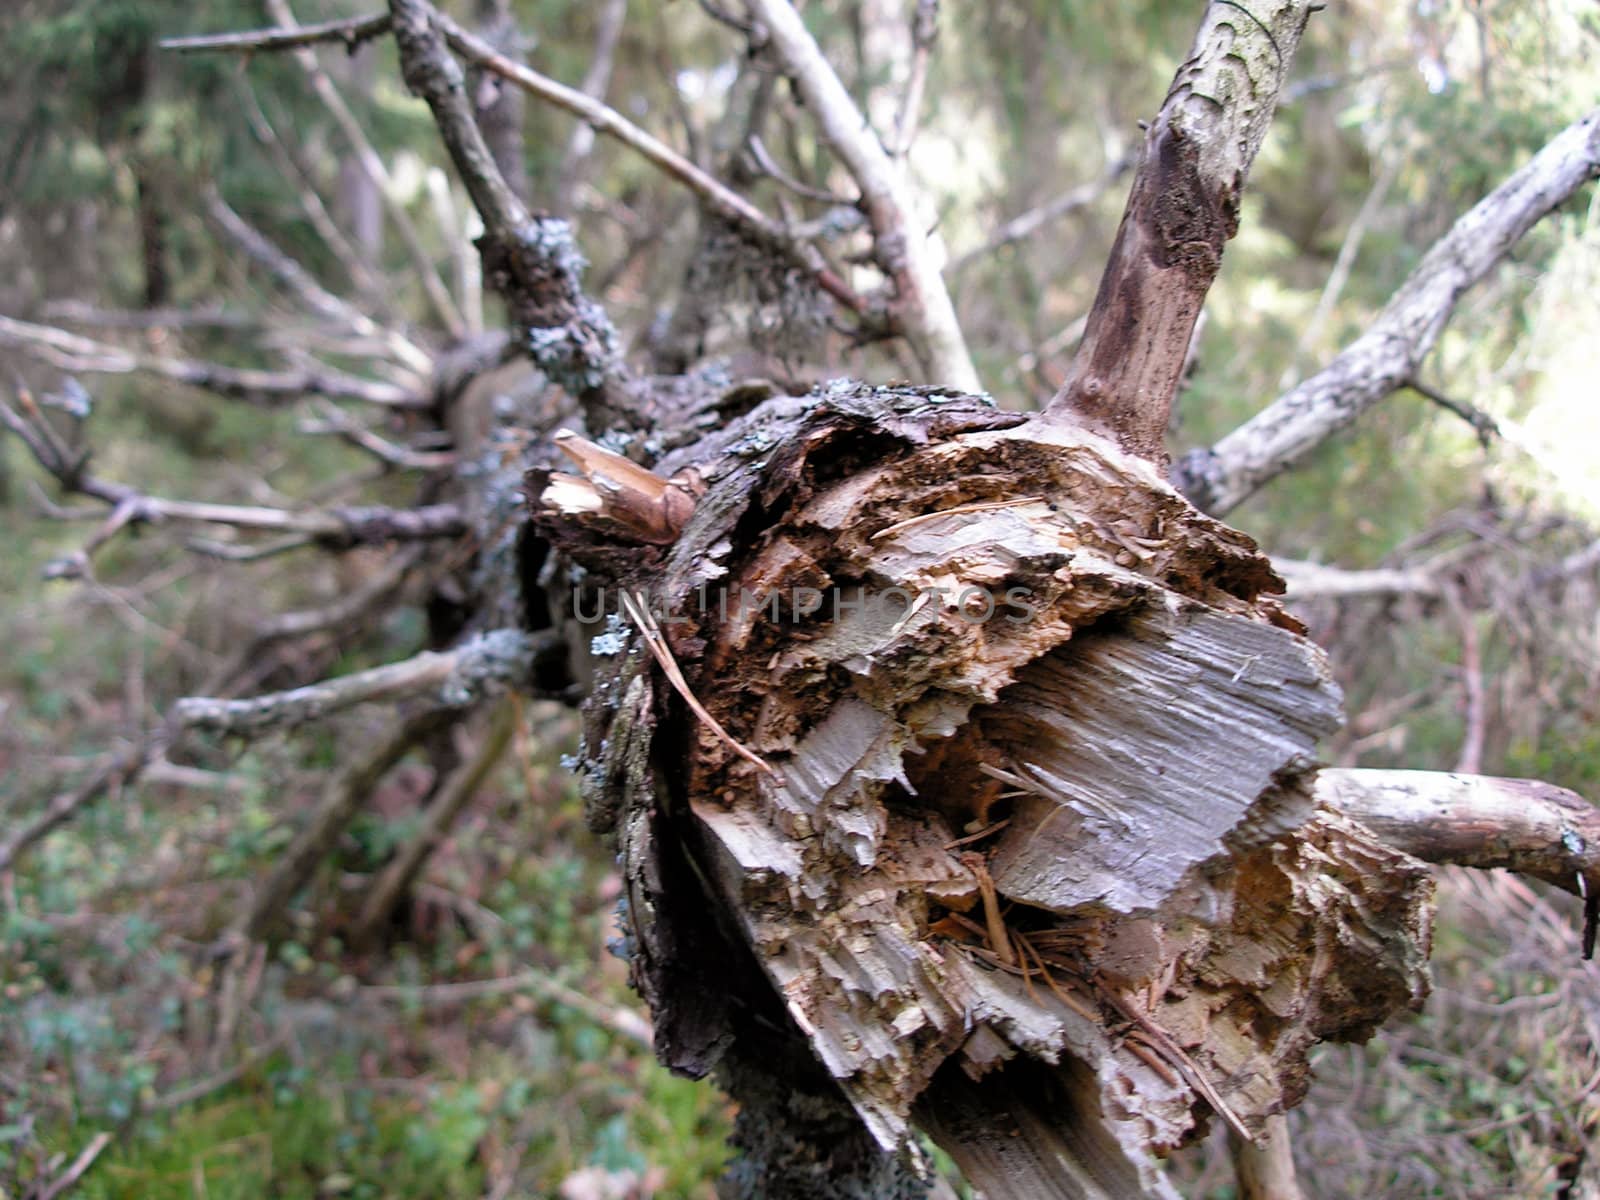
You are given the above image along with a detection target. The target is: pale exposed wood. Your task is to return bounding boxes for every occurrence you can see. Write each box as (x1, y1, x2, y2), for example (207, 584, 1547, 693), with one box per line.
(1232, 1115, 1306, 1200)
(539, 383, 1436, 1197)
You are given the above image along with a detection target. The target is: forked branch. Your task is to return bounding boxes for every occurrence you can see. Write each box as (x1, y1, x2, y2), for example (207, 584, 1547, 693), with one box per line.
(744, 0, 979, 390)
(1177, 107, 1600, 514)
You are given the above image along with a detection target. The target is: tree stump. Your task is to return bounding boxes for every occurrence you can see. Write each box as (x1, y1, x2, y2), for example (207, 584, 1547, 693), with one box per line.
(534, 382, 1435, 1197)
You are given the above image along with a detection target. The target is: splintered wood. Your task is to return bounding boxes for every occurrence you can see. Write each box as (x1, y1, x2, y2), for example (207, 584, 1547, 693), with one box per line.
(537, 383, 1434, 1198)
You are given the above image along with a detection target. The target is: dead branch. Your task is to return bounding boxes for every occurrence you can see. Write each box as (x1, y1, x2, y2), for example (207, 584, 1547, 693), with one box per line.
(298, 401, 454, 472)
(0, 737, 160, 874)
(1406, 378, 1501, 448)
(1273, 558, 1445, 600)
(1231, 1115, 1306, 1200)
(174, 629, 547, 735)
(360, 968, 654, 1048)
(1176, 107, 1600, 515)
(423, 5, 863, 316)
(256, 0, 465, 337)
(388, 0, 629, 419)
(555, 0, 629, 213)
(352, 697, 517, 942)
(233, 707, 455, 941)
(0, 314, 425, 408)
(33, 1131, 113, 1200)
(949, 155, 1134, 276)
(889, 0, 939, 159)
(744, 0, 979, 389)
(161, 12, 392, 56)
(231, 73, 389, 308)
(1042, 0, 1316, 463)
(202, 186, 430, 375)
(1318, 768, 1600, 956)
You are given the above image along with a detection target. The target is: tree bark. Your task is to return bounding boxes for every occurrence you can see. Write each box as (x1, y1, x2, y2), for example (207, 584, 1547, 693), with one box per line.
(1043, 0, 1315, 464)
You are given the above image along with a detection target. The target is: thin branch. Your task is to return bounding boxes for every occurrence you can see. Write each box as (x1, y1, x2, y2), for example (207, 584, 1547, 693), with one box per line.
(0, 314, 425, 408)
(1318, 767, 1600, 957)
(253, 544, 423, 642)
(744, 0, 979, 389)
(175, 629, 547, 735)
(2, 384, 461, 574)
(1273, 557, 1445, 600)
(425, 5, 864, 315)
(889, 0, 938, 160)
(555, 0, 629, 213)
(949, 155, 1134, 277)
(360, 968, 654, 1047)
(388, 0, 627, 416)
(233, 707, 455, 940)
(231, 71, 389, 309)
(352, 697, 516, 942)
(203, 186, 430, 375)
(39, 300, 258, 331)
(258, 0, 465, 337)
(298, 401, 455, 471)
(1231, 1115, 1306, 1200)
(1279, 150, 1400, 389)
(1041, 0, 1316, 462)
(1406, 378, 1500, 447)
(161, 12, 392, 55)
(35, 1131, 113, 1200)
(0, 738, 160, 873)
(1176, 107, 1600, 515)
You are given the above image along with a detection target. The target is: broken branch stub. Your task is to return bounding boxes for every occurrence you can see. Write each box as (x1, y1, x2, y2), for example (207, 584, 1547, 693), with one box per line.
(534, 388, 1433, 1196)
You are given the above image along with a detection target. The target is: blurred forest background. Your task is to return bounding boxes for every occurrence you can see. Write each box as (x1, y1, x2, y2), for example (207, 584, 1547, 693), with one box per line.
(1, 0, 1598, 1196)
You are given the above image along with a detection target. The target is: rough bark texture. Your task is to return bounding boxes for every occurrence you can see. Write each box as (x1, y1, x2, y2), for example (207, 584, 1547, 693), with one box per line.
(1044, 0, 1315, 464)
(534, 389, 1436, 1197)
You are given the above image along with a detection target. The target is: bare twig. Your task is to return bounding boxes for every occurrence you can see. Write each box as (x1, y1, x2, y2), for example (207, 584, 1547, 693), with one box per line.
(175, 629, 545, 735)
(555, 0, 629, 213)
(619, 590, 774, 775)
(1406, 378, 1500, 447)
(950, 156, 1134, 277)
(423, 5, 863, 315)
(1273, 558, 1445, 600)
(744, 0, 979, 388)
(298, 401, 454, 471)
(233, 707, 456, 940)
(352, 698, 516, 941)
(162, 12, 392, 55)
(0, 314, 424, 408)
(0, 738, 160, 873)
(361, 969, 654, 1047)
(203, 186, 429, 375)
(34, 1131, 113, 1200)
(259, 0, 465, 337)
(889, 0, 939, 159)
(1280, 150, 1400, 389)
(232, 72, 389, 308)
(1177, 107, 1600, 514)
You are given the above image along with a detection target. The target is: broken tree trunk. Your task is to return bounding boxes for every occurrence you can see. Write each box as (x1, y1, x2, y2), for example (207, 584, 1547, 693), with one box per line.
(532, 382, 1436, 1197)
